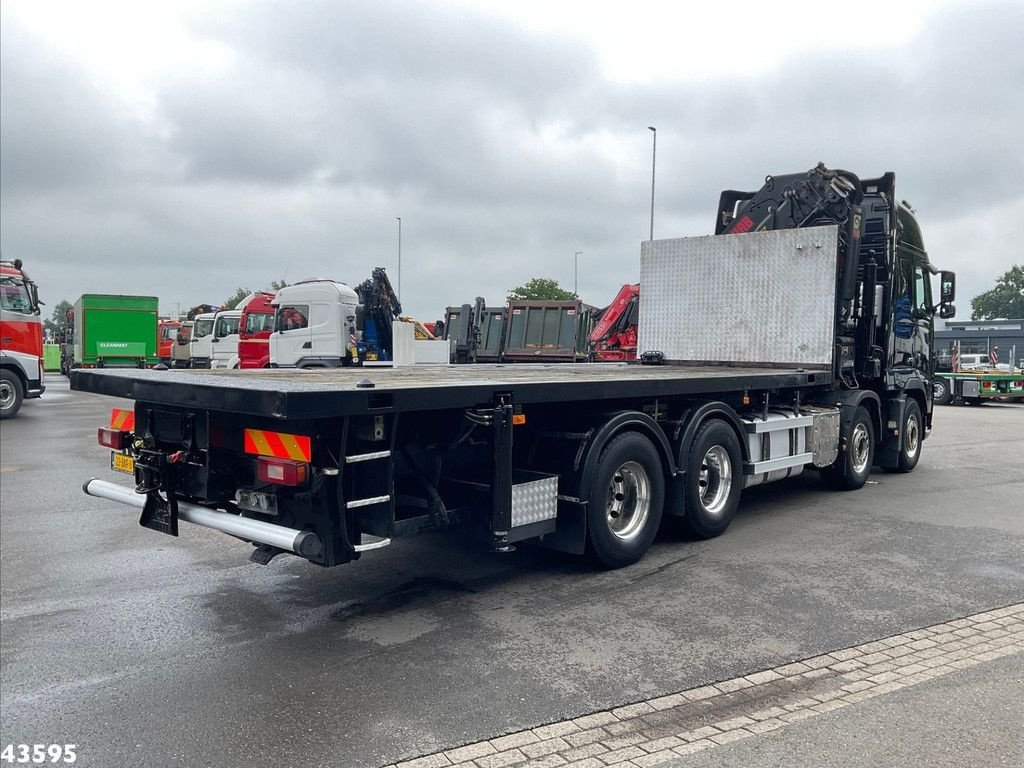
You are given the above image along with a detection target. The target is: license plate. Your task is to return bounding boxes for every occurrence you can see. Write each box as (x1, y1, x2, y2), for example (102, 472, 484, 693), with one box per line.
(111, 452, 135, 474)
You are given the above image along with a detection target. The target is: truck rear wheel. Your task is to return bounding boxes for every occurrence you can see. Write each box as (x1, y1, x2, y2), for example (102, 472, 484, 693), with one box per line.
(933, 377, 952, 405)
(680, 419, 743, 539)
(586, 432, 665, 568)
(821, 406, 874, 490)
(895, 399, 923, 473)
(0, 369, 24, 419)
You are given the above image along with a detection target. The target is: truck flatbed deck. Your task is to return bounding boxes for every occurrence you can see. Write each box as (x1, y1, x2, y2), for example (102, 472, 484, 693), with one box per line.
(72, 363, 833, 419)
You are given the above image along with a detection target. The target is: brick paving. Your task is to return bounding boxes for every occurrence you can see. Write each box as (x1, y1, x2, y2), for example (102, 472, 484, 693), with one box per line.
(384, 603, 1024, 768)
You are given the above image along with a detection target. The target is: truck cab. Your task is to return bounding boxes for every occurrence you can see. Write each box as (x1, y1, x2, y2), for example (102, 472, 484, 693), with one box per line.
(269, 280, 359, 368)
(238, 292, 276, 369)
(0, 258, 44, 418)
(189, 313, 216, 369)
(171, 321, 193, 368)
(157, 320, 182, 365)
(209, 309, 243, 369)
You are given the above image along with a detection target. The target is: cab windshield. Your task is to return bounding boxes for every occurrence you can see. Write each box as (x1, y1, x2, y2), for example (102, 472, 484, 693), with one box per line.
(244, 312, 273, 335)
(215, 315, 240, 338)
(193, 318, 214, 339)
(0, 278, 36, 315)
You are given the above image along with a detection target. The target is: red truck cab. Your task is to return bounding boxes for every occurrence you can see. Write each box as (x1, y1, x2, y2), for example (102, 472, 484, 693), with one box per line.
(1, 258, 45, 418)
(238, 292, 276, 369)
(157, 320, 183, 365)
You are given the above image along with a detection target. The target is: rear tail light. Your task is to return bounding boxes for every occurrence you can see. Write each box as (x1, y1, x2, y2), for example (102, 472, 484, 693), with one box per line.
(98, 427, 128, 449)
(256, 456, 309, 486)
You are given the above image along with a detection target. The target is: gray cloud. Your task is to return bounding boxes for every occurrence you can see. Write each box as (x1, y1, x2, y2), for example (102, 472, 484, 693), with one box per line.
(2, 1, 1021, 321)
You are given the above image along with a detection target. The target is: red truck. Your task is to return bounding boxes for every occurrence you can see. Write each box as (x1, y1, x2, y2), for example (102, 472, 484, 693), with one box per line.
(157, 320, 183, 366)
(238, 292, 276, 369)
(0, 258, 45, 418)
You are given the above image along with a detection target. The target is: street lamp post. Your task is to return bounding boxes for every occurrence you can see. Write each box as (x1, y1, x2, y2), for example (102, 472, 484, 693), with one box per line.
(395, 217, 402, 302)
(647, 126, 656, 240)
(574, 251, 582, 297)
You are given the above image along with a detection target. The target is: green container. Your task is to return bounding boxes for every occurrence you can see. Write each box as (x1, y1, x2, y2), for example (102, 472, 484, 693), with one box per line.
(43, 343, 61, 371)
(72, 294, 159, 367)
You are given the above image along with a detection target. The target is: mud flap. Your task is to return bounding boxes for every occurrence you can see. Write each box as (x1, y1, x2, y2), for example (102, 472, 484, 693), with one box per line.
(140, 490, 179, 536)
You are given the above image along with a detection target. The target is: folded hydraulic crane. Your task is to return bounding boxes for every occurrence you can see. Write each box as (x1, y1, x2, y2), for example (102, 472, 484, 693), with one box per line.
(589, 283, 639, 361)
(355, 267, 402, 362)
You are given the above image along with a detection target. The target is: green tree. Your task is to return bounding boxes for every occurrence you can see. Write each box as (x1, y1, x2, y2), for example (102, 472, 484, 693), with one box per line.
(269, 279, 288, 291)
(222, 287, 253, 310)
(43, 299, 72, 341)
(507, 277, 576, 302)
(970, 265, 1024, 320)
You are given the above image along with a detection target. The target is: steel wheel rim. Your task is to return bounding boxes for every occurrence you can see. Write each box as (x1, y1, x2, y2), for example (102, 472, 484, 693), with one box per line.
(606, 460, 651, 541)
(851, 423, 871, 474)
(905, 414, 920, 458)
(933, 380, 945, 398)
(698, 445, 732, 516)
(0, 381, 14, 410)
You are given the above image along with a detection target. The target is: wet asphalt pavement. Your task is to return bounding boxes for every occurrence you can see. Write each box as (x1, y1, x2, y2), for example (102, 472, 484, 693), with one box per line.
(1, 375, 1022, 767)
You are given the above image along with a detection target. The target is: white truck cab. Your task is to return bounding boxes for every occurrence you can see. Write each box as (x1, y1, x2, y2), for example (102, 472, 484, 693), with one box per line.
(209, 309, 243, 369)
(190, 313, 216, 368)
(270, 280, 359, 368)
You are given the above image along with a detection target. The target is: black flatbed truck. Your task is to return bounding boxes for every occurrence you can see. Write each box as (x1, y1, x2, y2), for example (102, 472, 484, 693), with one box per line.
(76, 164, 957, 570)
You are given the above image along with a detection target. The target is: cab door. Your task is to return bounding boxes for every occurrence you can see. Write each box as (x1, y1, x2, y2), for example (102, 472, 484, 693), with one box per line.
(270, 303, 311, 367)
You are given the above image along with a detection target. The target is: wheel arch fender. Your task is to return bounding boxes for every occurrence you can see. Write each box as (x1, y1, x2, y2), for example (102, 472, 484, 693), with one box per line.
(665, 400, 749, 517)
(577, 410, 675, 503)
(819, 389, 882, 440)
(538, 410, 672, 557)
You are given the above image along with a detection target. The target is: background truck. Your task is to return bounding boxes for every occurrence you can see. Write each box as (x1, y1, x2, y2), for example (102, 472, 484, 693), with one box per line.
(238, 292, 276, 369)
(0, 258, 45, 419)
(76, 164, 955, 573)
(932, 371, 1024, 405)
(62, 294, 159, 371)
(171, 321, 193, 368)
(209, 309, 243, 369)
(157, 320, 183, 366)
(188, 313, 216, 368)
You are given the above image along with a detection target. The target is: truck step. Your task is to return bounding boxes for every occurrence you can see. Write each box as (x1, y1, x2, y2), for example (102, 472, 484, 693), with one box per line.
(345, 494, 391, 509)
(354, 533, 391, 552)
(344, 450, 392, 463)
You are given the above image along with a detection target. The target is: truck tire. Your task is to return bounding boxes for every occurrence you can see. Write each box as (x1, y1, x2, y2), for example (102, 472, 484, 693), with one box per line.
(895, 400, 923, 473)
(680, 419, 743, 539)
(585, 432, 665, 568)
(821, 406, 874, 490)
(932, 377, 952, 405)
(0, 369, 24, 419)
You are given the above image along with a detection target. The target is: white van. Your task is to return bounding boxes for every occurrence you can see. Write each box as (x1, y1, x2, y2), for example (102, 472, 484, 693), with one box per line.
(270, 280, 359, 368)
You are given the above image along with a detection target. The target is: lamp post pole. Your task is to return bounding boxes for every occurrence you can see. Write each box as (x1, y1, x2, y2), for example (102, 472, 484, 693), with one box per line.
(395, 217, 402, 302)
(647, 126, 656, 240)
(574, 251, 582, 297)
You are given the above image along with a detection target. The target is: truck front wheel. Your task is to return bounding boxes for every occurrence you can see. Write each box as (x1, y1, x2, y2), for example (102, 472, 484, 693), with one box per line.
(895, 400, 923, 473)
(680, 419, 743, 539)
(0, 369, 25, 419)
(821, 406, 874, 490)
(933, 377, 952, 405)
(586, 432, 665, 568)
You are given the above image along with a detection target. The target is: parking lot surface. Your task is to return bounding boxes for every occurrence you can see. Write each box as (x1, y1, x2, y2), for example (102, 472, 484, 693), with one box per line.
(1, 375, 1022, 767)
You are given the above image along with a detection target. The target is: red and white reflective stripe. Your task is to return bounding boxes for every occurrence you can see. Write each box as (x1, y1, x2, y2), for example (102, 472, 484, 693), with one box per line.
(990, 346, 999, 366)
(110, 408, 135, 431)
(243, 428, 311, 462)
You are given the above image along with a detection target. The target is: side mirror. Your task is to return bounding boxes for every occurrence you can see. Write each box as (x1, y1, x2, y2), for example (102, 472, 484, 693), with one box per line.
(940, 270, 956, 304)
(939, 304, 956, 319)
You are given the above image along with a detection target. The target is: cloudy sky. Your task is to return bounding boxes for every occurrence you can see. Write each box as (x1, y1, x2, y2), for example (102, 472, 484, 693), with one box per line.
(2, 0, 1022, 322)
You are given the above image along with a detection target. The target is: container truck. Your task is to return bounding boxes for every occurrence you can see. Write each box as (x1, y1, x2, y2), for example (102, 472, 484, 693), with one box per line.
(0, 258, 45, 419)
(75, 164, 955, 572)
(64, 294, 159, 370)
